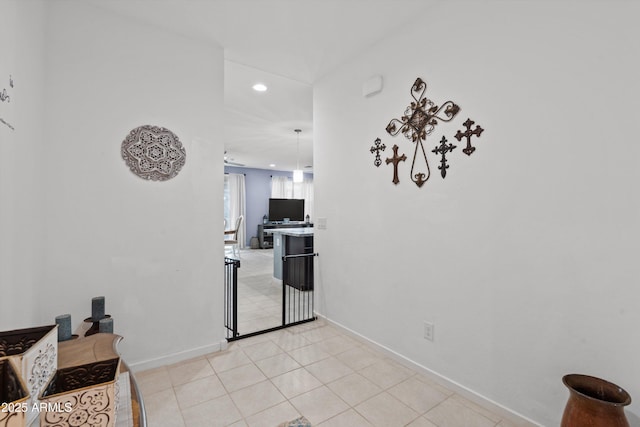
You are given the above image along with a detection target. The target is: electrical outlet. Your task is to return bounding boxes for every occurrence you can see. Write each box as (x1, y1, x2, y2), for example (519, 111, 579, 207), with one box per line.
(424, 321, 434, 341)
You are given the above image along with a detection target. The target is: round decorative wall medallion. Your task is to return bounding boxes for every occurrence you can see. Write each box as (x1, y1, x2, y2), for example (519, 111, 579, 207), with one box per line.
(121, 125, 186, 181)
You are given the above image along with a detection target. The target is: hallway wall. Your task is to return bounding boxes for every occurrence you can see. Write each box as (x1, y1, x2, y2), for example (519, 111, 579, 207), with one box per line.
(0, 0, 47, 329)
(39, 1, 226, 365)
(313, 2, 640, 425)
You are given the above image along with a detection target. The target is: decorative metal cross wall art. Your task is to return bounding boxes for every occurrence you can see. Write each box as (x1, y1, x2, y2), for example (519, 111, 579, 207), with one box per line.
(432, 136, 456, 179)
(385, 77, 460, 187)
(455, 118, 484, 156)
(370, 77, 486, 186)
(370, 138, 386, 167)
(385, 144, 407, 185)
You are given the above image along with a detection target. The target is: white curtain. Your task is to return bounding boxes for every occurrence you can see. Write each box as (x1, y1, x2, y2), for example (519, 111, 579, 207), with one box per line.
(271, 176, 291, 199)
(271, 176, 314, 221)
(227, 173, 246, 249)
(294, 177, 314, 220)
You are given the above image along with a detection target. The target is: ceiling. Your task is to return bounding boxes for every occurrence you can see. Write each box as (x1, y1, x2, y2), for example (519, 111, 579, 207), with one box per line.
(87, 0, 435, 171)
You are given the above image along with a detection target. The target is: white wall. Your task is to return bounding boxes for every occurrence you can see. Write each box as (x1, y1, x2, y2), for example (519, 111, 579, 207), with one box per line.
(0, 0, 47, 329)
(40, 2, 225, 365)
(314, 2, 640, 425)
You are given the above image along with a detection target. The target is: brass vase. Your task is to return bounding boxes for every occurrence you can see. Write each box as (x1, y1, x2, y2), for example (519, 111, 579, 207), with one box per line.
(561, 374, 631, 427)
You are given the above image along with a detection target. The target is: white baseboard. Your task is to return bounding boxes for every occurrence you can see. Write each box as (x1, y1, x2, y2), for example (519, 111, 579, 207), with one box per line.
(315, 313, 541, 427)
(127, 339, 227, 373)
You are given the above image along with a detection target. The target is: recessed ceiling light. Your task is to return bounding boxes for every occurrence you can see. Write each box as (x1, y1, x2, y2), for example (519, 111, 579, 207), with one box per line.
(252, 83, 267, 92)
(269, 163, 276, 168)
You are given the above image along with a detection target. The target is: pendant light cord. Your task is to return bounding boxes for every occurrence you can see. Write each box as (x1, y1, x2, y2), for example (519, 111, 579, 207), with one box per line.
(295, 129, 301, 170)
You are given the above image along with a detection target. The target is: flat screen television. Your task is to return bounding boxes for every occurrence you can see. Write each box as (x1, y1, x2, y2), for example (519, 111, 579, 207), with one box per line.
(268, 198, 305, 222)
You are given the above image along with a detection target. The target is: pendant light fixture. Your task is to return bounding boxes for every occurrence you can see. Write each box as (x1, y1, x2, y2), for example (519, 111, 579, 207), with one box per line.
(293, 129, 303, 183)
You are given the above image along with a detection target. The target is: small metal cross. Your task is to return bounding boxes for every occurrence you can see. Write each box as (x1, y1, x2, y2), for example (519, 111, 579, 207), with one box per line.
(370, 138, 386, 167)
(454, 118, 484, 156)
(431, 136, 457, 179)
(385, 144, 406, 185)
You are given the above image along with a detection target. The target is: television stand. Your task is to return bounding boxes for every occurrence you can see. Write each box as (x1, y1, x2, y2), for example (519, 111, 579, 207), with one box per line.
(258, 222, 312, 249)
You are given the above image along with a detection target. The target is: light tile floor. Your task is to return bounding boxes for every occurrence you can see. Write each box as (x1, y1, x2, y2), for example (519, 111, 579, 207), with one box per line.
(136, 319, 533, 427)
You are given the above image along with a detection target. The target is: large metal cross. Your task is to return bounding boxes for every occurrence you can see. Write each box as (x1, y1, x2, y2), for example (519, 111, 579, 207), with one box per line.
(431, 136, 457, 179)
(454, 118, 484, 156)
(385, 144, 406, 185)
(386, 78, 460, 187)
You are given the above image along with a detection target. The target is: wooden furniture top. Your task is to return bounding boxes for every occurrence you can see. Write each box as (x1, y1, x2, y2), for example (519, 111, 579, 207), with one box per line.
(58, 333, 122, 369)
(57, 333, 146, 427)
